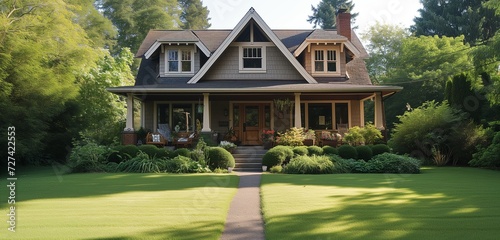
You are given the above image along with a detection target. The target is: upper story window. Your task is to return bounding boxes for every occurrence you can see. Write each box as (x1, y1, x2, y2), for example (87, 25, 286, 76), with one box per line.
(235, 20, 269, 73)
(167, 49, 193, 73)
(314, 50, 338, 73)
(243, 47, 262, 68)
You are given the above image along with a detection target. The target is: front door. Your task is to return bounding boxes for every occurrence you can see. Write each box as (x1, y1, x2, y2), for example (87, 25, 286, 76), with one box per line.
(233, 103, 271, 145)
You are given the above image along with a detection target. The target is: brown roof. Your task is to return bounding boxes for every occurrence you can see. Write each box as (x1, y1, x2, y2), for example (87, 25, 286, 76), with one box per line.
(192, 30, 231, 53)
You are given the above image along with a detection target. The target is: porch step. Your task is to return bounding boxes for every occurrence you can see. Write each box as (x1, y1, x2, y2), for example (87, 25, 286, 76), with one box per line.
(232, 146, 267, 172)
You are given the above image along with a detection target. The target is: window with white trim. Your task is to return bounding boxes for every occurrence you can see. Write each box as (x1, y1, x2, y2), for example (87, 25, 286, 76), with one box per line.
(239, 46, 266, 72)
(313, 49, 339, 74)
(167, 49, 193, 73)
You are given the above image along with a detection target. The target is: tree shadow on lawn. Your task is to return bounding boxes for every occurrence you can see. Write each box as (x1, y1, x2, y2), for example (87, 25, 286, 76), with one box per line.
(262, 167, 500, 239)
(0, 166, 239, 207)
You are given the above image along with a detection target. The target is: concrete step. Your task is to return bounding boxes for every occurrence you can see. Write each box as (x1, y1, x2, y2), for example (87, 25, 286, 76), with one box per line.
(231, 146, 267, 172)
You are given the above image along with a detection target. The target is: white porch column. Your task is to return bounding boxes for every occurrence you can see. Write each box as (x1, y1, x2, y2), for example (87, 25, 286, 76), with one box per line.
(294, 93, 302, 128)
(124, 93, 134, 132)
(201, 93, 211, 132)
(374, 92, 385, 130)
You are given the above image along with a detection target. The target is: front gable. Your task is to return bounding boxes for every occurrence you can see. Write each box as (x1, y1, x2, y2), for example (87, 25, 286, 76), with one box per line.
(187, 8, 317, 84)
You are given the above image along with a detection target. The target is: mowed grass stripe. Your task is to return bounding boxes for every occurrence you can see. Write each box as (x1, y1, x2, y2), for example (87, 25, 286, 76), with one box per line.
(1, 168, 238, 240)
(261, 167, 500, 240)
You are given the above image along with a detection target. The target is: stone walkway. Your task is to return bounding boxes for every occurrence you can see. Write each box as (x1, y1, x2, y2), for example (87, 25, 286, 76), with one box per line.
(220, 172, 265, 240)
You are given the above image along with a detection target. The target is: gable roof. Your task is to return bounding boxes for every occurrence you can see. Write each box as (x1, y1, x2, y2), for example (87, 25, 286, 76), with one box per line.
(187, 8, 318, 84)
(140, 30, 211, 59)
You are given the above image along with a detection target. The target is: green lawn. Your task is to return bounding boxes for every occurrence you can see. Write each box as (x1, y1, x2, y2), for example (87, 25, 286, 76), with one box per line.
(1, 167, 238, 239)
(261, 167, 500, 240)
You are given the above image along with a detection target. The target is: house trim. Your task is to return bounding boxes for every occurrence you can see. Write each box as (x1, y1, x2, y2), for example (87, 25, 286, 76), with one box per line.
(144, 41, 211, 59)
(294, 40, 361, 58)
(187, 8, 318, 84)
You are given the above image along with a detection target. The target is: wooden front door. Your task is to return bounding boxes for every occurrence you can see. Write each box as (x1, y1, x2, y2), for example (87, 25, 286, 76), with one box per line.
(233, 103, 271, 145)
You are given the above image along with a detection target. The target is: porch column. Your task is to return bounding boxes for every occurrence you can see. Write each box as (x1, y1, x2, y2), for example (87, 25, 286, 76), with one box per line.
(294, 93, 302, 128)
(201, 93, 211, 132)
(124, 93, 134, 132)
(374, 92, 385, 130)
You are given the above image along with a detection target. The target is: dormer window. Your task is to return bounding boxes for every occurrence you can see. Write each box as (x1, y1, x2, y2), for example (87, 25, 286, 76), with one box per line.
(166, 49, 193, 74)
(314, 50, 338, 73)
(235, 20, 269, 73)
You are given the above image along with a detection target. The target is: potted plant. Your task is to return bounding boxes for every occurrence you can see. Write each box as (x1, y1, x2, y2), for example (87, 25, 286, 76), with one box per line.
(303, 129, 316, 146)
(261, 129, 275, 149)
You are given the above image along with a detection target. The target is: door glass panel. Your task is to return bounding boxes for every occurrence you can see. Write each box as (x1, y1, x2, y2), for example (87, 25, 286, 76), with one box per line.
(245, 106, 259, 127)
(233, 105, 240, 126)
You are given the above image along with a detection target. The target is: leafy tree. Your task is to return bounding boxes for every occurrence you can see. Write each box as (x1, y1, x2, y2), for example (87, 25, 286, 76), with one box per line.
(411, 0, 500, 45)
(0, 0, 98, 163)
(307, 0, 358, 29)
(179, 0, 210, 29)
(99, 0, 181, 53)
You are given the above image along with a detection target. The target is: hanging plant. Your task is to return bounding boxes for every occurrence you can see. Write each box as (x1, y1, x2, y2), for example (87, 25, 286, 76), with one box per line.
(273, 98, 293, 113)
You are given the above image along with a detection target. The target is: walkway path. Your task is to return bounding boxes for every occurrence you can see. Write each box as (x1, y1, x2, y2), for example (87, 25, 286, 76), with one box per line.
(220, 172, 265, 240)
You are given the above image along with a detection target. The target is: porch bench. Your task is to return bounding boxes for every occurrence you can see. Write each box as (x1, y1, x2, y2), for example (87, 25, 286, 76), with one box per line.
(173, 132, 196, 148)
(146, 132, 167, 147)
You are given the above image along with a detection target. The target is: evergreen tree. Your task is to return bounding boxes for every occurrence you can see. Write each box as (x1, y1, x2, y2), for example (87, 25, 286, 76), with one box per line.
(307, 0, 357, 29)
(411, 0, 500, 45)
(179, 0, 211, 29)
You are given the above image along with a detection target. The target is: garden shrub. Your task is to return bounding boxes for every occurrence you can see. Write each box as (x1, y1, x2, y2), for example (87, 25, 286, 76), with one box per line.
(117, 152, 166, 173)
(449, 121, 488, 165)
(108, 145, 126, 163)
(469, 131, 500, 168)
(207, 147, 235, 170)
(277, 127, 305, 146)
(343, 126, 365, 146)
(262, 146, 294, 167)
(284, 155, 334, 174)
(270, 165, 283, 173)
(322, 146, 338, 155)
(119, 145, 140, 160)
(293, 146, 308, 156)
(355, 145, 373, 161)
(171, 148, 191, 158)
(307, 146, 323, 156)
(333, 158, 371, 173)
(338, 145, 357, 159)
(104, 162, 119, 172)
(69, 142, 111, 173)
(155, 148, 172, 159)
(362, 123, 383, 145)
(370, 153, 421, 174)
(371, 144, 391, 156)
(138, 144, 161, 157)
(165, 155, 211, 173)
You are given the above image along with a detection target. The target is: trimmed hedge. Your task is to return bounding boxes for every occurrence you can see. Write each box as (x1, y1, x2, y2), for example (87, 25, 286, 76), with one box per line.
(338, 145, 357, 159)
(207, 147, 235, 170)
(371, 144, 391, 156)
(138, 144, 161, 157)
(284, 155, 334, 174)
(171, 148, 191, 158)
(307, 146, 323, 156)
(119, 145, 140, 160)
(355, 145, 373, 161)
(329, 153, 420, 174)
(322, 146, 338, 155)
(262, 146, 294, 168)
(293, 146, 309, 156)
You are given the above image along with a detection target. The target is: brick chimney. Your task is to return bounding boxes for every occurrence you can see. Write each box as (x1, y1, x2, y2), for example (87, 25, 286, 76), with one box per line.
(336, 8, 351, 41)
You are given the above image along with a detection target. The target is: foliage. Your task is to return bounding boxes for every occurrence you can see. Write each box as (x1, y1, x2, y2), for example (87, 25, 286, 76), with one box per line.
(445, 73, 483, 123)
(343, 126, 365, 145)
(355, 145, 373, 161)
(411, 0, 500, 45)
(108, 145, 126, 163)
(307, 0, 358, 29)
(137, 144, 162, 157)
(304, 129, 316, 139)
(165, 155, 211, 173)
(219, 141, 236, 151)
(179, 0, 211, 29)
(284, 155, 334, 174)
(337, 145, 357, 160)
(207, 147, 235, 170)
(119, 145, 140, 160)
(362, 123, 383, 144)
(277, 127, 305, 146)
(389, 101, 467, 160)
(370, 153, 421, 174)
(117, 152, 166, 173)
(273, 98, 293, 113)
(293, 146, 309, 156)
(448, 121, 488, 165)
(171, 148, 192, 158)
(269, 165, 283, 174)
(307, 146, 324, 156)
(470, 132, 500, 168)
(322, 146, 338, 155)
(69, 142, 111, 173)
(262, 146, 294, 167)
(331, 158, 371, 173)
(370, 144, 391, 156)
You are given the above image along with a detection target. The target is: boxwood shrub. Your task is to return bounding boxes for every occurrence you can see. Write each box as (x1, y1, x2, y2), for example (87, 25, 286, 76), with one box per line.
(207, 147, 235, 170)
(119, 145, 140, 160)
(338, 145, 357, 159)
(355, 145, 373, 161)
(293, 146, 309, 156)
(307, 146, 323, 156)
(371, 144, 391, 156)
(370, 153, 421, 174)
(262, 146, 294, 168)
(138, 144, 162, 157)
(322, 146, 338, 155)
(171, 148, 191, 158)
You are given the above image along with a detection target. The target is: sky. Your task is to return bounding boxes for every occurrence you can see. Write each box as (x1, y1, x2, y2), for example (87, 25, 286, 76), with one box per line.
(203, 0, 422, 36)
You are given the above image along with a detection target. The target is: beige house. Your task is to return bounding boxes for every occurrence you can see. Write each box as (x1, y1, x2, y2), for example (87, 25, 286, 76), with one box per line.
(108, 8, 402, 145)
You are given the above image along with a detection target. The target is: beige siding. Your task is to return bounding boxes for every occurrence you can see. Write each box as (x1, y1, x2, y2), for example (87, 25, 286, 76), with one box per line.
(204, 46, 303, 80)
(350, 100, 361, 127)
